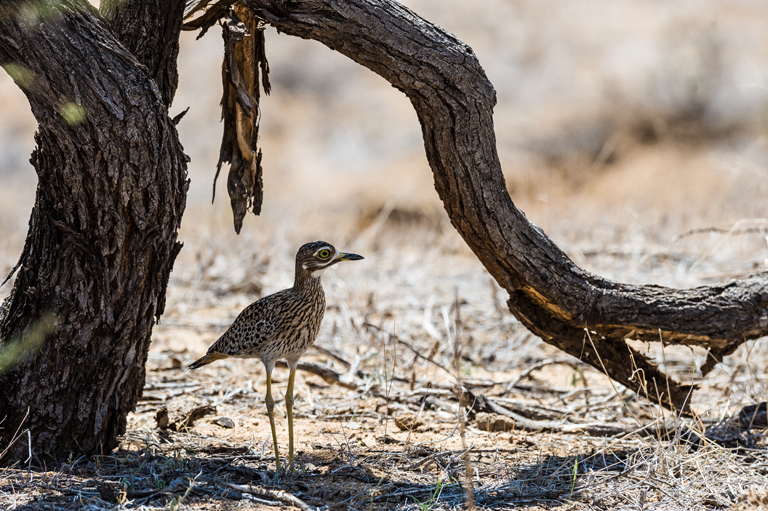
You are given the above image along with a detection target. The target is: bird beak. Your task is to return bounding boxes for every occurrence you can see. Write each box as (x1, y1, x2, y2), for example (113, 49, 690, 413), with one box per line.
(335, 252, 364, 262)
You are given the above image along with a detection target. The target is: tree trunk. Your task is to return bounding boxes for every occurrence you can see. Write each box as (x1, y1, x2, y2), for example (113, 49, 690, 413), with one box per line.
(0, 0, 187, 464)
(235, 0, 768, 411)
(100, 0, 186, 106)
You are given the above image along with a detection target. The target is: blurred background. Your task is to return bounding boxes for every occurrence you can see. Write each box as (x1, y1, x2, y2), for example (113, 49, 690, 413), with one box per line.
(2, 0, 768, 408)
(3, 1, 768, 283)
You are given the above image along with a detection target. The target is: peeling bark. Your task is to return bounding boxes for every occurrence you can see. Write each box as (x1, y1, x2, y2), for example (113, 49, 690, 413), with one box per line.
(184, 3, 270, 234)
(215, 6, 270, 234)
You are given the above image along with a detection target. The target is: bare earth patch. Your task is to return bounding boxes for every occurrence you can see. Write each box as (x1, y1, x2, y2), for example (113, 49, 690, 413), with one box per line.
(3, 210, 768, 510)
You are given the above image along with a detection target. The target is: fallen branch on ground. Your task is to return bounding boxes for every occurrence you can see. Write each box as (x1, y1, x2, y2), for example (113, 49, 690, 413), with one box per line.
(275, 360, 359, 390)
(199, 476, 317, 510)
(503, 357, 586, 396)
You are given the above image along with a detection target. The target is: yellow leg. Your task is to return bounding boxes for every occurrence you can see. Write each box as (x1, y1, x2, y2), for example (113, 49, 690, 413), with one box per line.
(265, 372, 281, 470)
(285, 368, 296, 464)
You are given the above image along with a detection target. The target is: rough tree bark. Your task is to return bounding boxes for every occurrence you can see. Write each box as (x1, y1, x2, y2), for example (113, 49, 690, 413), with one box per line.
(217, 0, 768, 411)
(100, 0, 186, 106)
(0, 0, 187, 463)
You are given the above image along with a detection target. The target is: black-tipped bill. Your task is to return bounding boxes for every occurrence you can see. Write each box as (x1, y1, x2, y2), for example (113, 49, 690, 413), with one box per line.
(336, 252, 364, 262)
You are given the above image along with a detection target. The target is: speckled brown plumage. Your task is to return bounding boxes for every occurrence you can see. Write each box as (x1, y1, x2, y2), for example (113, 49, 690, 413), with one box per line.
(731, 492, 768, 511)
(196, 268, 326, 370)
(189, 241, 363, 469)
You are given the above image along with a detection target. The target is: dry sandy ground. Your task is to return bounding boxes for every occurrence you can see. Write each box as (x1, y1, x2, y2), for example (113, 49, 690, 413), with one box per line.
(2, 210, 768, 510)
(3, 1, 768, 510)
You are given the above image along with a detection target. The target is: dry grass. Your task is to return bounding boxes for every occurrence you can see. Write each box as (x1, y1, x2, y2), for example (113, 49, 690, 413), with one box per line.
(3, 211, 768, 510)
(3, 1, 768, 509)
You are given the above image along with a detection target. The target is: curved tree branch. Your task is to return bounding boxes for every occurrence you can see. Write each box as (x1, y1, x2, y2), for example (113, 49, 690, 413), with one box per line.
(234, 0, 768, 411)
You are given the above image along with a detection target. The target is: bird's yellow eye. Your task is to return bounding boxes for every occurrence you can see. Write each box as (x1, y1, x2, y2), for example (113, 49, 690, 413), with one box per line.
(318, 249, 331, 259)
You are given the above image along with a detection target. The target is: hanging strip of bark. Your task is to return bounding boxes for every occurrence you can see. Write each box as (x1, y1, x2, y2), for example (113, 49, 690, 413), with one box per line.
(234, 0, 768, 412)
(213, 6, 271, 234)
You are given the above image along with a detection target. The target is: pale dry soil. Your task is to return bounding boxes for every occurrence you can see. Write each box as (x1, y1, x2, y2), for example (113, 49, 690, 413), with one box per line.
(3, 199, 768, 510)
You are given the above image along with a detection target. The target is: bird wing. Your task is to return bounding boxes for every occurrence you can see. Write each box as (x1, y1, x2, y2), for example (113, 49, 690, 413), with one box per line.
(210, 298, 281, 356)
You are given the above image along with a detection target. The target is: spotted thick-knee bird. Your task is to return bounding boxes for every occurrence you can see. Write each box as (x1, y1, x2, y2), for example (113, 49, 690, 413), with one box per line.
(189, 241, 363, 469)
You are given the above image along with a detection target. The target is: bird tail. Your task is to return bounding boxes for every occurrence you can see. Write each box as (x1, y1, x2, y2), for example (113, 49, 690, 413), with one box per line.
(188, 352, 228, 369)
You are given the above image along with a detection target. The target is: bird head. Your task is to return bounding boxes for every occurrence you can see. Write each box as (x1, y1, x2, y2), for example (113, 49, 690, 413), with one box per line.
(296, 241, 364, 278)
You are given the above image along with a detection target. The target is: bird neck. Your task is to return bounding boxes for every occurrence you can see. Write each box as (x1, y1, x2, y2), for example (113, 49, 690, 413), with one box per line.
(293, 266, 324, 295)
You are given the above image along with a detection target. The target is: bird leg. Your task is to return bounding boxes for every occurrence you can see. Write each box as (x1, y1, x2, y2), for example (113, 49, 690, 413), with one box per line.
(285, 367, 296, 464)
(265, 371, 281, 469)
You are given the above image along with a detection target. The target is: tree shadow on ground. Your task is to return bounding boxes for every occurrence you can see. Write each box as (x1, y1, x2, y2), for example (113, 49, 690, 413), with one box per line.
(7, 440, 754, 510)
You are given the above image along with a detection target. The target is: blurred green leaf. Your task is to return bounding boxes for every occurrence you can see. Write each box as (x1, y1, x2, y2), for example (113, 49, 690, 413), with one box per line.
(1, 63, 34, 90)
(19, 0, 66, 26)
(0, 313, 58, 375)
(60, 102, 87, 125)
